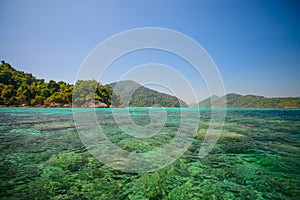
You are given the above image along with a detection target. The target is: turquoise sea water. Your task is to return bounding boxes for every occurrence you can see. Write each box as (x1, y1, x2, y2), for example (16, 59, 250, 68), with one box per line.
(0, 108, 299, 199)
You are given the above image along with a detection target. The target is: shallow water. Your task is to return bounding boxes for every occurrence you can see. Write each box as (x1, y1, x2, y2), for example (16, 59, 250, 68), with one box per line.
(0, 108, 299, 199)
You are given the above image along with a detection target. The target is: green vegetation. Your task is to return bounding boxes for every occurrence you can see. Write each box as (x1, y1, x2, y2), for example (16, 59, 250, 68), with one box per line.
(0, 62, 185, 108)
(110, 80, 188, 107)
(199, 93, 300, 108)
(72, 80, 121, 107)
(2, 61, 299, 108)
(129, 86, 188, 107)
(0, 61, 121, 107)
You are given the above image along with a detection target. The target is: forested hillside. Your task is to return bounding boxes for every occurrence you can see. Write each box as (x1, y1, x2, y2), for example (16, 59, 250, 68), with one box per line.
(110, 80, 188, 107)
(0, 61, 184, 108)
(0, 61, 118, 107)
(2, 61, 299, 108)
(199, 93, 300, 108)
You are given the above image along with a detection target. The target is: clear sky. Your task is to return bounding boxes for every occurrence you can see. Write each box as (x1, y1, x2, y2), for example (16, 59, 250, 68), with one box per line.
(1, 0, 299, 103)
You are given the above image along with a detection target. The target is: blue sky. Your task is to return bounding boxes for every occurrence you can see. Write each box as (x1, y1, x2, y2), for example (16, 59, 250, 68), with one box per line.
(0, 0, 299, 102)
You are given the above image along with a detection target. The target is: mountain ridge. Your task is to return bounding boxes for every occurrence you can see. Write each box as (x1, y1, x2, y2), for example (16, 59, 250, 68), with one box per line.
(198, 93, 300, 108)
(1, 61, 299, 108)
(110, 80, 188, 107)
(0, 61, 187, 107)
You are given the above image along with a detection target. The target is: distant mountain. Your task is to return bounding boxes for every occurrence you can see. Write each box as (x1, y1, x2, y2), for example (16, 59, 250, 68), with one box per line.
(197, 95, 221, 107)
(110, 80, 188, 107)
(198, 93, 300, 108)
(2, 61, 299, 108)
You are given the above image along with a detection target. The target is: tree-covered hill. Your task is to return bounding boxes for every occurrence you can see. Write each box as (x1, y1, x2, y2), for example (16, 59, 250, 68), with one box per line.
(2, 61, 299, 108)
(110, 80, 188, 107)
(0, 61, 71, 106)
(0, 61, 119, 107)
(0, 61, 185, 108)
(198, 93, 300, 108)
